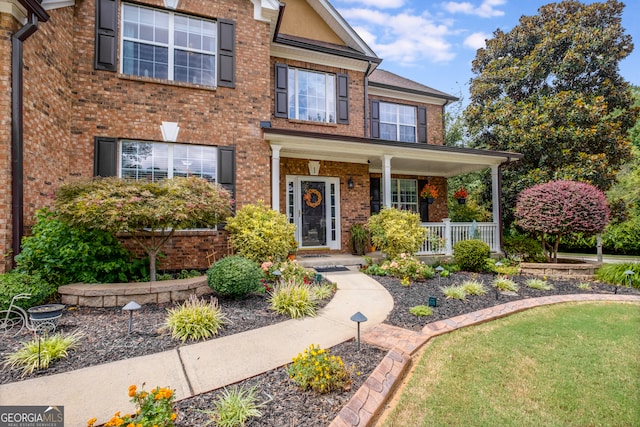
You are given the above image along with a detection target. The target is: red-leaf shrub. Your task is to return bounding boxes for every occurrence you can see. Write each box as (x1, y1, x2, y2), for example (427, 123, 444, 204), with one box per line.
(515, 180, 609, 262)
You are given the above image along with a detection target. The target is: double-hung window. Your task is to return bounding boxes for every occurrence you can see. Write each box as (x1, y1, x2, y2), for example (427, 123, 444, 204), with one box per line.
(120, 141, 217, 183)
(380, 102, 417, 142)
(391, 178, 418, 212)
(122, 4, 217, 86)
(288, 68, 336, 123)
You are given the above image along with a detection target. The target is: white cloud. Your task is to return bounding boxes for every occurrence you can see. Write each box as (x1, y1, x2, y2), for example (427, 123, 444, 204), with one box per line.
(339, 7, 456, 64)
(442, 0, 506, 18)
(336, 0, 405, 8)
(463, 32, 490, 49)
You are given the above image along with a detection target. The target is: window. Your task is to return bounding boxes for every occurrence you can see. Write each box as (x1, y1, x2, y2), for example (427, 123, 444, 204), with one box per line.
(288, 68, 336, 123)
(380, 102, 416, 142)
(391, 179, 418, 212)
(120, 141, 217, 182)
(122, 4, 216, 86)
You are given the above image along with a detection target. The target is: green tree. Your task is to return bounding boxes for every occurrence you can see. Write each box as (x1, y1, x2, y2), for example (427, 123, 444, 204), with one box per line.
(465, 0, 638, 228)
(629, 86, 640, 150)
(55, 177, 232, 281)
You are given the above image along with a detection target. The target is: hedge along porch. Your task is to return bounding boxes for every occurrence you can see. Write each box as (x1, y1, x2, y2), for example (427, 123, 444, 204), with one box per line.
(265, 128, 523, 255)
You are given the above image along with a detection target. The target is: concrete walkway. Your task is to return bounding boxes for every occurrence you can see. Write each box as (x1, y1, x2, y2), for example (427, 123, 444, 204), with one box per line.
(0, 267, 394, 426)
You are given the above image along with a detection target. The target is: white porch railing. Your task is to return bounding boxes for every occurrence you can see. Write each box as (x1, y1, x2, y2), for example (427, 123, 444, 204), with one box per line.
(418, 218, 500, 255)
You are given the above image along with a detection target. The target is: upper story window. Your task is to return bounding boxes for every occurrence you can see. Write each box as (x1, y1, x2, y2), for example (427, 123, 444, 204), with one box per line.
(380, 102, 416, 142)
(288, 68, 336, 123)
(371, 100, 427, 143)
(120, 141, 217, 182)
(274, 64, 349, 124)
(121, 4, 217, 86)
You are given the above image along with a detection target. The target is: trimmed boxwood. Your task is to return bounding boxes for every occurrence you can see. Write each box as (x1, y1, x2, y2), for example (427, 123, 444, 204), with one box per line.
(453, 239, 491, 272)
(207, 256, 263, 298)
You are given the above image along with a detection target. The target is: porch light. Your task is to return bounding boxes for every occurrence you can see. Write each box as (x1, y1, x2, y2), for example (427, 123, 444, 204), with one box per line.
(621, 270, 635, 294)
(348, 177, 354, 190)
(350, 311, 368, 351)
(435, 265, 444, 287)
(308, 161, 320, 176)
(123, 301, 142, 334)
(163, 0, 179, 9)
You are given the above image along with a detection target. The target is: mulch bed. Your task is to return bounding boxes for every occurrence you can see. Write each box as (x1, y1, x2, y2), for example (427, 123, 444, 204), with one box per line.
(1, 272, 637, 426)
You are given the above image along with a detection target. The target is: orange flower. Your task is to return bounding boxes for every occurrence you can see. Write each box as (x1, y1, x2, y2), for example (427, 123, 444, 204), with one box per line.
(87, 417, 97, 427)
(171, 413, 178, 421)
(128, 385, 137, 397)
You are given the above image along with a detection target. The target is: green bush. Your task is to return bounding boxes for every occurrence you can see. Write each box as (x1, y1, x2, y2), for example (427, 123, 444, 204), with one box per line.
(409, 305, 433, 317)
(485, 258, 521, 276)
(453, 239, 490, 272)
(164, 295, 227, 342)
(287, 344, 351, 393)
(441, 285, 467, 300)
(493, 276, 519, 292)
(268, 281, 316, 319)
(595, 263, 640, 288)
(225, 201, 296, 263)
(261, 260, 315, 284)
(502, 234, 546, 262)
(207, 256, 263, 298)
(4, 331, 83, 376)
(461, 280, 487, 295)
(380, 254, 434, 281)
(0, 272, 56, 311)
(204, 385, 265, 427)
(367, 208, 427, 259)
(15, 209, 143, 286)
(525, 278, 554, 290)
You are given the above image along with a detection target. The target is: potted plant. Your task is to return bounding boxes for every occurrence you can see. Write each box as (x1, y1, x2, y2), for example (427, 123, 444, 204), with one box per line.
(420, 183, 439, 204)
(454, 187, 468, 204)
(349, 223, 369, 255)
(27, 304, 65, 320)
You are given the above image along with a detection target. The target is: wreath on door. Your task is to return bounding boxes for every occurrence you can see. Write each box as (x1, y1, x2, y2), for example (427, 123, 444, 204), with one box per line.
(304, 189, 322, 208)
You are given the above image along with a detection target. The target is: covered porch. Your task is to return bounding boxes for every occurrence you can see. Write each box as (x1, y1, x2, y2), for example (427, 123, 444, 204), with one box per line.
(263, 128, 522, 254)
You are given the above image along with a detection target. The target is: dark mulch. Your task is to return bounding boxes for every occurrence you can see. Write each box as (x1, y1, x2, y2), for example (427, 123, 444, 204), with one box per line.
(1, 273, 637, 426)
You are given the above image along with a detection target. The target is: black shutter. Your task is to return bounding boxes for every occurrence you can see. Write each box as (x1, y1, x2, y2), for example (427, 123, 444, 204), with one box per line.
(218, 146, 236, 201)
(417, 106, 427, 143)
(336, 73, 349, 124)
(217, 19, 235, 88)
(274, 63, 288, 118)
(95, 0, 118, 71)
(370, 100, 380, 139)
(94, 137, 118, 177)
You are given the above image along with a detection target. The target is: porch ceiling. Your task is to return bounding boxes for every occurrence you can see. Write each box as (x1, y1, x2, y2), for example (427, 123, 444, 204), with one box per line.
(263, 128, 523, 177)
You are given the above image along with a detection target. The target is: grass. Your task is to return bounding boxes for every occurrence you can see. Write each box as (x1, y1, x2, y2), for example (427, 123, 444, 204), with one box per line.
(380, 303, 640, 427)
(493, 276, 519, 292)
(201, 385, 266, 427)
(268, 281, 317, 319)
(4, 331, 83, 375)
(525, 278, 554, 290)
(461, 279, 487, 295)
(440, 285, 466, 300)
(164, 295, 227, 342)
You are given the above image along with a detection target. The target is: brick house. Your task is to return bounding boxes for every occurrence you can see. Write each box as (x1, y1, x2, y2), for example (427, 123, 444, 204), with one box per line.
(0, 0, 521, 273)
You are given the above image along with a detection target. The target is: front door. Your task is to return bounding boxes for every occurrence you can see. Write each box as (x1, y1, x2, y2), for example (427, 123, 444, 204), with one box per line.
(287, 176, 340, 250)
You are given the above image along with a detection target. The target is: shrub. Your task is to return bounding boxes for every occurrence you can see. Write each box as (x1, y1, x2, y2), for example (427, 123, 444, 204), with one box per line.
(503, 234, 546, 262)
(176, 269, 202, 279)
(207, 256, 263, 298)
(441, 285, 467, 300)
(577, 282, 592, 290)
(485, 258, 521, 276)
(164, 296, 227, 342)
(525, 278, 554, 290)
(203, 385, 265, 427)
(595, 263, 640, 288)
(409, 305, 433, 317)
(363, 263, 390, 276)
(88, 384, 177, 427)
(453, 239, 490, 272)
(312, 282, 336, 300)
(5, 331, 83, 375)
(493, 277, 519, 292)
(0, 272, 56, 311)
(367, 208, 427, 259)
(260, 260, 315, 284)
(268, 281, 316, 319)
(287, 344, 351, 393)
(461, 280, 487, 295)
(380, 254, 434, 281)
(349, 223, 370, 255)
(15, 209, 143, 286)
(225, 201, 296, 263)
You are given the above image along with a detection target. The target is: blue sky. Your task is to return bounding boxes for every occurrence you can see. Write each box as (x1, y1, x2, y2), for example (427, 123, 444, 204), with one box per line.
(332, 0, 640, 104)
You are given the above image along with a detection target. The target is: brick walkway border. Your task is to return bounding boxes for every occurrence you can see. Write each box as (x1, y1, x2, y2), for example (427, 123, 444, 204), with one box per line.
(329, 294, 640, 427)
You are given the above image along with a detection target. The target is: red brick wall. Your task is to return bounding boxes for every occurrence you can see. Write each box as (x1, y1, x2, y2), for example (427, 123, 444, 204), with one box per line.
(0, 12, 19, 273)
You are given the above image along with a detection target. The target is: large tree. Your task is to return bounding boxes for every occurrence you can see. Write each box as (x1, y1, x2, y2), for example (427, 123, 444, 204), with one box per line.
(55, 177, 233, 281)
(465, 0, 638, 227)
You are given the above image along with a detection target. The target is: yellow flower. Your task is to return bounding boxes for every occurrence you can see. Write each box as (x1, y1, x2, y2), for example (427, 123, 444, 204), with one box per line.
(87, 417, 97, 427)
(171, 413, 178, 421)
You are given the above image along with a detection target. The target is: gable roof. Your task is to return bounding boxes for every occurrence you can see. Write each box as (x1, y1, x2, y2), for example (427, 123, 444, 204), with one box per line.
(369, 69, 458, 102)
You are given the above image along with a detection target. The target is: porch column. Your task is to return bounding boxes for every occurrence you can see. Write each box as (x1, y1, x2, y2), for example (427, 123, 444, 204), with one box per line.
(383, 155, 392, 208)
(271, 144, 281, 211)
(491, 165, 500, 251)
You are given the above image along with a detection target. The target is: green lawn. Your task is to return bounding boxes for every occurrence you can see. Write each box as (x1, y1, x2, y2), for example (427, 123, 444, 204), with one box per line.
(380, 303, 640, 427)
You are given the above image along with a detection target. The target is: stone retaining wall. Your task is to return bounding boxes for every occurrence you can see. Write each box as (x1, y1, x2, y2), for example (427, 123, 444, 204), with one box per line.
(519, 261, 600, 281)
(58, 276, 212, 307)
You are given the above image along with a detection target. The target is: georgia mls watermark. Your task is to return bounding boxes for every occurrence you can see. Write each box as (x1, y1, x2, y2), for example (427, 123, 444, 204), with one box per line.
(0, 406, 64, 427)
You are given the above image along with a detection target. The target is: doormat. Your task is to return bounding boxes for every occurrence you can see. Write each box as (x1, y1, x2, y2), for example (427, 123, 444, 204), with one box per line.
(314, 266, 350, 272)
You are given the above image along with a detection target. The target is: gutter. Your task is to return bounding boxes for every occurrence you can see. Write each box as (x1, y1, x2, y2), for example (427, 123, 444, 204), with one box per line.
(11, 2, 49, 262)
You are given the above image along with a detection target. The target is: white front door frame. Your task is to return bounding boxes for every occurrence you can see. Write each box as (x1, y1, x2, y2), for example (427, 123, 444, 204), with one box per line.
(286, 175, 341, 250)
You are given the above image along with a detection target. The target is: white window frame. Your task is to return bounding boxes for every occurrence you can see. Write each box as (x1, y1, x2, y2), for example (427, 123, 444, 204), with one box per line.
(119, 141, 217, 183)
(391, 178, 418, 212)
(120, 3, 217, 86)
(288, 68, 336, 124)
(380, 102, 417, 142)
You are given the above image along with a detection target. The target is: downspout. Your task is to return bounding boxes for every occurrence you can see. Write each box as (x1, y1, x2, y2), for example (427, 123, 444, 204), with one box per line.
(11, 10, 46, 262)
(363, 60, 372, 137)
